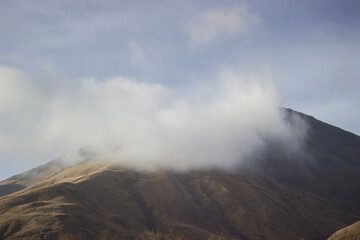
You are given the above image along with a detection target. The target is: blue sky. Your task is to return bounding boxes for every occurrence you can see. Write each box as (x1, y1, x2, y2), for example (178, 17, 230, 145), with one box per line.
(1, 0, 360, 179)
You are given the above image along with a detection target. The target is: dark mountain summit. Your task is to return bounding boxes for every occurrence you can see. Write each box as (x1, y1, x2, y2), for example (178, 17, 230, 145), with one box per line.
(1, 109, 359, 240)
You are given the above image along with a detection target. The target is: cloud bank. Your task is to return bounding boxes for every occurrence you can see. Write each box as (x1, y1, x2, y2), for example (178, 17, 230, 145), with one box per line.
(185, 4, 260, 47)
(0, 65, 306, 170)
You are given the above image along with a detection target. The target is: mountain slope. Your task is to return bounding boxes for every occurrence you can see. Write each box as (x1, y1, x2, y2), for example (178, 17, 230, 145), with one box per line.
(0, 109, 359, 239)
(328, 220, 360, 240)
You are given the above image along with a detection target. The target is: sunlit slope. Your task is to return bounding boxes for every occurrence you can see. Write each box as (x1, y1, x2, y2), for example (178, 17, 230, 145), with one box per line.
(328, 220, 360, 240)
(0, 109, 359, 240)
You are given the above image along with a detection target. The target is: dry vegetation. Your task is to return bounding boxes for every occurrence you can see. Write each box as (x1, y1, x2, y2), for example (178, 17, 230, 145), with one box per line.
(139, 230, 223, 240)
(57, 230, 222, 240)
(327, 220, 360, 240)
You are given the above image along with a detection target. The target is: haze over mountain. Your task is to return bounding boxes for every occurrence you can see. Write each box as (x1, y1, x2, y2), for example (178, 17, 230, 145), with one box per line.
(1, 0, 360, 180)
(0, 66, 307, 174)
(1, 109, 359, 240)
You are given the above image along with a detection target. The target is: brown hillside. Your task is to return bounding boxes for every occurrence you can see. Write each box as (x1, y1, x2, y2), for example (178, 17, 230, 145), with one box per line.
(1, 109, 360, 240)
(327, 220, 360, 240)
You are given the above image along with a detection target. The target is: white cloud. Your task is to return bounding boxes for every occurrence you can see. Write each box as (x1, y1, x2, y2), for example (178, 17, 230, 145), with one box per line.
(0, 66, 31, 113)
(0, 65, 306, 170)
(185, 4, 260, 47)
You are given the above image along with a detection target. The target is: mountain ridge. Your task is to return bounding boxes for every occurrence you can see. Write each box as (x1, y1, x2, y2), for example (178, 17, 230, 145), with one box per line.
(1, 109, 359, 239)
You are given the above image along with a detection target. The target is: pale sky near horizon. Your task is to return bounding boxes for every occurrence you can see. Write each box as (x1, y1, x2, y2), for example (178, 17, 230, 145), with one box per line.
(1, 0, 360, 180)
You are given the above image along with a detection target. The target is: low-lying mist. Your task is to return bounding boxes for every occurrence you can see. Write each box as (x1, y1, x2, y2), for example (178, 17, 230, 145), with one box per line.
(0, 65, 308, 170)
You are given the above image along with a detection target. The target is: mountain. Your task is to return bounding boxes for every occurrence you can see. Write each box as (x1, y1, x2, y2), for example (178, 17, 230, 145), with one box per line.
(327, 220, 360, 240)
(1, 109, 360, 240)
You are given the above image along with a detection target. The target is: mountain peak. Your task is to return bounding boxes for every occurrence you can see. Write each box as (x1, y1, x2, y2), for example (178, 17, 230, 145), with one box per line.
(1, 110, 360, 239)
